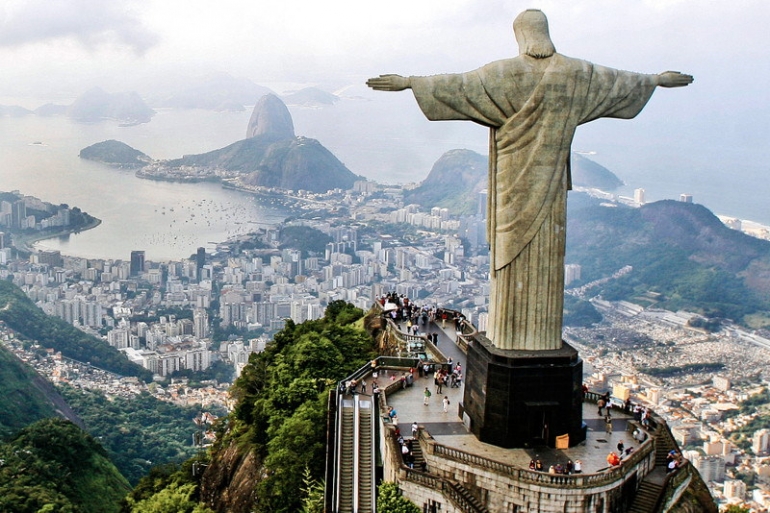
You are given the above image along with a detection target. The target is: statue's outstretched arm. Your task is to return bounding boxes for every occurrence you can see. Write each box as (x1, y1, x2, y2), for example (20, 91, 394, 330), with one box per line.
(366, 74, 412, 91)
(656, 71, 694, 88)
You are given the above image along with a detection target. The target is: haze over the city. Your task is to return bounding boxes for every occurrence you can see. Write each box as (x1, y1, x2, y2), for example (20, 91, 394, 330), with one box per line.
(1, 0, 768, 216)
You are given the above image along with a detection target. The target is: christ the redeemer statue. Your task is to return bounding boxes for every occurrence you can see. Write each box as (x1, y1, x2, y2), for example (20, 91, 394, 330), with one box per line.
(368, 9, 692, 352)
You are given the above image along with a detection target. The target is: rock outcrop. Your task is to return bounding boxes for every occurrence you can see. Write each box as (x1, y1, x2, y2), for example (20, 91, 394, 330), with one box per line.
(246, 93, 295, 140)
(200, 442, 261, 513)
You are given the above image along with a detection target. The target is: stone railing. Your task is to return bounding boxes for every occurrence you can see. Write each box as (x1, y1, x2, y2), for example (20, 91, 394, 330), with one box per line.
(583, 391, 661, 432)
(654, 459, 691, 511)
(402, 466, 487, 513)
(383, 317, 442, 358)
(371, 301, 450, 362)
(336, 355, 420, 394)
(434, 308, 477, 353)
(418, 427, 655, 490)
(382, 418, 484, 513)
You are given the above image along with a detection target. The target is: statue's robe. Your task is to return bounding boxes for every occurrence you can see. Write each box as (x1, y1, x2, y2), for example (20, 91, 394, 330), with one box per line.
(410, 54, 657, 350)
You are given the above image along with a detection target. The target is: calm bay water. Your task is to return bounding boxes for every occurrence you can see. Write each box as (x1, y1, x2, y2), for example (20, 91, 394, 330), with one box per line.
(1, 98, 767, 262)
(0, 111, 286, 261)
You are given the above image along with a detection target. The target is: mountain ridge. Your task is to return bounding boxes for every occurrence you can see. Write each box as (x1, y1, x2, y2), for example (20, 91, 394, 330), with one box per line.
(405, 148, 624, 214)
(566, 195, 770, 324)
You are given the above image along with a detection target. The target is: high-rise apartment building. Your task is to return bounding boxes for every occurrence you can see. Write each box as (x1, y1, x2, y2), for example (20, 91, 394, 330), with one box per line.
(564, 263, 582, 285)
(130, 250, 145, 276)
(753, 428, 770, 455)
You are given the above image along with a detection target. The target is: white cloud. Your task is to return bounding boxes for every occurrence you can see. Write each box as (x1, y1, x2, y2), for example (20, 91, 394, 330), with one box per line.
(0, 0, 159, 54)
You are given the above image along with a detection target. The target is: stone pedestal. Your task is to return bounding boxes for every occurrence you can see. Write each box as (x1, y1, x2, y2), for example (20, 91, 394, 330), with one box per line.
(461, 334, 585, 448)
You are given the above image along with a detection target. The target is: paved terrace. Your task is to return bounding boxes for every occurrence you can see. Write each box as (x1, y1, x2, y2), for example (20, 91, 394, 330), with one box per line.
(379, 320, 641, 474)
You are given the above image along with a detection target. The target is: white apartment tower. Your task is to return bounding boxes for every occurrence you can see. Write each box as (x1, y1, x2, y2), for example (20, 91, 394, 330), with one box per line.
(753, 428, 770, 455)
(723, 480, 746, 500)
(564, 264, 582, 286)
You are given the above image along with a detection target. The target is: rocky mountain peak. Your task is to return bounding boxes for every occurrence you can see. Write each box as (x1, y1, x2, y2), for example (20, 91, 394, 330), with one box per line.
(246, 94, 295, 140)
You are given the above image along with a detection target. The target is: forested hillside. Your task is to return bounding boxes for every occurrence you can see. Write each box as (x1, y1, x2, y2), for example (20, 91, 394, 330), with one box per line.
(0, 280, 152, 380)
(566, 197, 770, 326)
(0, 344, 61, 438)
(58, 386, 207, 485)
(205, 300, 376, 512)
(0, 418, 130, 513)
(129, 301, 376, 513)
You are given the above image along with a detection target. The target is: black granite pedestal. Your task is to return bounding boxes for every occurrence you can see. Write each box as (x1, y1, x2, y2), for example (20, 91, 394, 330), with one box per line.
(461, 334, 586, 448)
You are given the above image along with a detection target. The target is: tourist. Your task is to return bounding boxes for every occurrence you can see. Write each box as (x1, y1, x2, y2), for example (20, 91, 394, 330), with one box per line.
(573, 460, 582, 474)
(411, 422, 419, 438)
(423, 387, 432, 405)
(443, 395, 450, 413)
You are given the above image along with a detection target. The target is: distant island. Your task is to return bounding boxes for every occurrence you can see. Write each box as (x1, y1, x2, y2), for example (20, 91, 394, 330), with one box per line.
(79, 140, 152, 168)
(84, 94, 361, 193)
(0, 87, 154, 125)
(68, 87, 155, 124)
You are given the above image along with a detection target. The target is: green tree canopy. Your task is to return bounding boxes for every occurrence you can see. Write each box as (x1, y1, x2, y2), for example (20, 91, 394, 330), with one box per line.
(377, 482, 421, 513)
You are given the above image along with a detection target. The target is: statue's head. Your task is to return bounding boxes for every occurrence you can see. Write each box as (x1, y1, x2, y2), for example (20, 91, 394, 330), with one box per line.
(513, 9, 556, 58)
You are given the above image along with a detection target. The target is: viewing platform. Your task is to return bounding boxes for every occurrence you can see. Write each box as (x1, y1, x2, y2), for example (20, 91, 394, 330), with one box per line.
(379, 317, 649, 474)
(326, 305, 712, 513)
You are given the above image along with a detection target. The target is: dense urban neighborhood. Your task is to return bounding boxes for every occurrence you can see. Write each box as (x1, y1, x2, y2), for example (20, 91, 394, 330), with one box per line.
(2, 182, 770, 511)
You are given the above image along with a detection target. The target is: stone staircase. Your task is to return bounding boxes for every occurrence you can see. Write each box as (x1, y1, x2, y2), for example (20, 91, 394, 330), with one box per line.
(410, 437, 427, 471)
(627, 420, 680, 513)
(446, 481, 490, 513)
(628, 479, 664, 513)
(654, 429, 678, 467)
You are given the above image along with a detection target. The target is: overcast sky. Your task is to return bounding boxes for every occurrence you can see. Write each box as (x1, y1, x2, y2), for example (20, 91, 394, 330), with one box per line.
(1, 0, 768, 217)
(0, 0, 766, 97)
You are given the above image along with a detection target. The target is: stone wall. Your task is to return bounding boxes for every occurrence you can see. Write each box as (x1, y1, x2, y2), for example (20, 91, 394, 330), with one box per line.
(379, 423, 657, 513)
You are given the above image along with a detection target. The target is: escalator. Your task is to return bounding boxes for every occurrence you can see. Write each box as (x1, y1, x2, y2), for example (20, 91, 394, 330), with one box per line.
(334, 395, 376, 513)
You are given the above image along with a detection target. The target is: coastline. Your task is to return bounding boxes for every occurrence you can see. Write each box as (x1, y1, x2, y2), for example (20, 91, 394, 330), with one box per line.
(13, 217, 103, 254)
